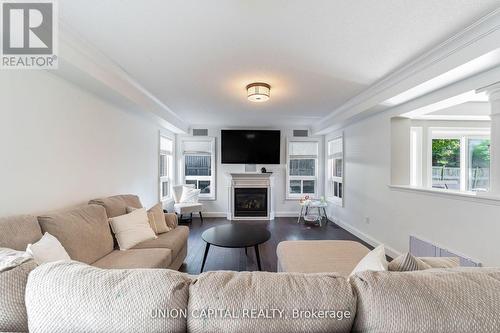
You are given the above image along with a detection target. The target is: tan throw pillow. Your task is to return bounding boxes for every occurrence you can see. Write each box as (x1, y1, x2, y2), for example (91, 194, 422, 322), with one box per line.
(147, 203, 171, 234)
(419, 256, 460, 268)
(388, 252, 431, 271)
(109, 208, 157, 250)
(127, 204, 171, 234)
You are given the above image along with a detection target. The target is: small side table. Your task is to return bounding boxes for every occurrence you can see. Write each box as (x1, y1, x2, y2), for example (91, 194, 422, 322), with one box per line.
(297, 201, 328, 226)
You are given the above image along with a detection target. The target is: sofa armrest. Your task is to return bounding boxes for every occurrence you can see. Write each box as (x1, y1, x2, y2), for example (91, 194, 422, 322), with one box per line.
(164, 213, 178, 229)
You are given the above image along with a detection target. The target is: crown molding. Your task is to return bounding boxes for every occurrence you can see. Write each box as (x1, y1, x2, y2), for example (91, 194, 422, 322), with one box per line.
(52, 21, 189, 134)
(313, 7, 500, 135)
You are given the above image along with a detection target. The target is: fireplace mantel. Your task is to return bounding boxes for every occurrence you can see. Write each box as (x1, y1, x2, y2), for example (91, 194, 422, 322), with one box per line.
(227, 173, 275, 220)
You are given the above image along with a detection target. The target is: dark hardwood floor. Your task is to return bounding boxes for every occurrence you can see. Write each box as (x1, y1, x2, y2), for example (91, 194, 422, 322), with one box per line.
(178, 217, 372, 274)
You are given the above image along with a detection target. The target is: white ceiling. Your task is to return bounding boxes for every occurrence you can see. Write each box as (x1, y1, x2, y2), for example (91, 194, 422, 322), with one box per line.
(59, 0, 500, 128)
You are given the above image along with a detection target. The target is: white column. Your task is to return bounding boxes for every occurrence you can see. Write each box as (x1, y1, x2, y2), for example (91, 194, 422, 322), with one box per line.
(390, 116, 411, 185)
(479, 83, 500, 195)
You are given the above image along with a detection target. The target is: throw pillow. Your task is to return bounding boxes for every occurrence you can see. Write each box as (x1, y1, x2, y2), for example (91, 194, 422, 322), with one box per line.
(127, 204, 172, 234)
(419, 256, 460, 268)
(109, 208, 157, 250)
(180, 186, 201, 203)
(147, 203, 172, 234)
(388, 252, 431, 271)
(350, 244, 388, 277)
(25, 232, 71, 265)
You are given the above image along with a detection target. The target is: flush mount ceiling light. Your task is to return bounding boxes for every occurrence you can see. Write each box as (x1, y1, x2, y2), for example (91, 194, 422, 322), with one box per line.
(246, 82, 271, 102)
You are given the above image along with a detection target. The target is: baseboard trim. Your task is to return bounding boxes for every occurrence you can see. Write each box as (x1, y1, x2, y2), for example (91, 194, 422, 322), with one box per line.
(274, 211, 300, 217)
(329, 216, 401, 259)
(201, 211, 300, 219)
(200, 212, 227, 218)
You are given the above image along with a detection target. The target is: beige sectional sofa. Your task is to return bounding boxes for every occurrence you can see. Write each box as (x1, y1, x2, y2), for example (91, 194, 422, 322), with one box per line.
(2, 198, 500, 332)
(0, 194, 189, 270)
(20, 261, 500, 333)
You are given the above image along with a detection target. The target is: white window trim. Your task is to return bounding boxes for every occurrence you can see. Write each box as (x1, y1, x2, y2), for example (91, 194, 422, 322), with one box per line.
(427, 127, 490, 193)
(179, 136, 216, 201)
(326, 135, 344, 206)
(159, 134, 174, 202)
(286, 138, 319, 200)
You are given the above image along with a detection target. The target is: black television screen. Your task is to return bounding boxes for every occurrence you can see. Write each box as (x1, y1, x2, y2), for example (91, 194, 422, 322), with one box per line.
(221, 130, 280, 164)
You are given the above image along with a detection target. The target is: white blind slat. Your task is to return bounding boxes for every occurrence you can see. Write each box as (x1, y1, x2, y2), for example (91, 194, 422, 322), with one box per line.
(183, 140, 212, 154)
(328, 138, 342, 156)
(289, 141, 318, 156)
(160, 137, 173, 153)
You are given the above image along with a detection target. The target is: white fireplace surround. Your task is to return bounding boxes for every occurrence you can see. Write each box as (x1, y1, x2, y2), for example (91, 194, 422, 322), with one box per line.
(227, 173, 275, 220)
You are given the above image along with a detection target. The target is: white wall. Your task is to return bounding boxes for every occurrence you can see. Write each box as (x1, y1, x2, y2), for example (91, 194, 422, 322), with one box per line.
(176, 127, 324, 217)
(0, 70, 172, 216)
(326, 112, 500, 266)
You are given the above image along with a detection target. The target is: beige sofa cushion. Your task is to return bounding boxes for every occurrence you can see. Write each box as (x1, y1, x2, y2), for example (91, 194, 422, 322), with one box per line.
(26, 261, 191, 333)
(37, 205, 113, 264)
(351, 268, 500, 333)
(277, 240, 370, 276)
(92, 248, 172, 269)
(133, 225, 189, 259)
(188, 271, 356, 333)
(0, 215, 42, 251)
(89, 194, 142, 218)
(0, 260, 37, 333)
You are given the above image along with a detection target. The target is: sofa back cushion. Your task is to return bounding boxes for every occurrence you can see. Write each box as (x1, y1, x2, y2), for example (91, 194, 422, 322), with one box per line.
(0, 215, 42, 251)
(89, 194, 143, 218)
(351, 268, 500, 333)
(25, 261, 191, 333)
(188, 271, 356, 333)
(37, 205, 113, 264)
(0, 260, 37, 332)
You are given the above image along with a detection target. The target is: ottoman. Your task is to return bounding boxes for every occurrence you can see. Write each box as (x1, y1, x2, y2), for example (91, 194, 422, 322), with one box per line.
(276, 240, 370, 276)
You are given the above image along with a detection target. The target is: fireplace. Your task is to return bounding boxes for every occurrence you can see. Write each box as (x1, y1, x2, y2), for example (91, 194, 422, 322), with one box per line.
(234, 188, 268, 217)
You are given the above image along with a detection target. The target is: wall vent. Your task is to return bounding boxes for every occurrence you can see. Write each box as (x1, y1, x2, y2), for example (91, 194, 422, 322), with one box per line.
(409, 235, 481, 267)
(192, 128, 208, 136)
(293, 129, 309, 137)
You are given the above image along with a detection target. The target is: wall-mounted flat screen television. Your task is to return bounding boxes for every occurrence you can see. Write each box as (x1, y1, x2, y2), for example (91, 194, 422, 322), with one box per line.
(221, 130, 280, 164)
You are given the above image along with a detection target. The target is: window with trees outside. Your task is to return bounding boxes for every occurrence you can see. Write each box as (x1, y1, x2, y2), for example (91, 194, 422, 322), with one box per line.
(287, 140, 319, 198)
(327, 136, 343, 205)
(431, 130, 490, 192)
(159, 136, 173, 201)
(181, 137, 216, 200)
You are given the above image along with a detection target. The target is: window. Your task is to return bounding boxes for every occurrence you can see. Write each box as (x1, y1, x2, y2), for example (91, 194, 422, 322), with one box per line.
(327, 136, 344, 205)
(430, 129, 490, 192)
(286, 140, 318, 198)
(159, 136, 173, 201)
(181, 137, 216, 200)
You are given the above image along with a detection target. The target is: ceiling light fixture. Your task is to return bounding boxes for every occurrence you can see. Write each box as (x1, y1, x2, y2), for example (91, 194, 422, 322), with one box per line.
(247, 82, 270, 102)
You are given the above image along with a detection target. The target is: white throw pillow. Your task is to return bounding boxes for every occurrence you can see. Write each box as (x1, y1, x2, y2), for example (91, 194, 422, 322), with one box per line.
(25, 232, 71, 265)
(109, 208, 157, 251)
(180, 186, 201, 203)
(349, 244, 388, 277)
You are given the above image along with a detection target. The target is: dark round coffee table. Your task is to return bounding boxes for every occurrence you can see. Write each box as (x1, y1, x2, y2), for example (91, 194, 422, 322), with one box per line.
(200, 223, 271, 273)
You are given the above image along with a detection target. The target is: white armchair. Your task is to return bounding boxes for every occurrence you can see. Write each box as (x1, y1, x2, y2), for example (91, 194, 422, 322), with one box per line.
(172, 184, 204, 224)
